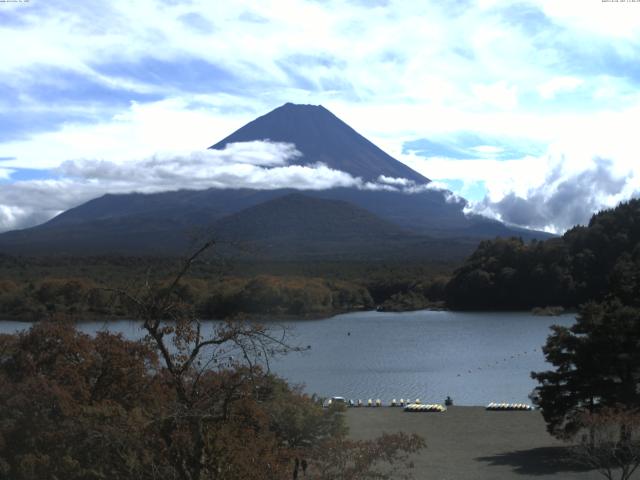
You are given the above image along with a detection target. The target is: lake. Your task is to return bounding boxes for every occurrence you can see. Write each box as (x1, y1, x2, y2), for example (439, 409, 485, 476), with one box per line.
(0, 310, 575, 406)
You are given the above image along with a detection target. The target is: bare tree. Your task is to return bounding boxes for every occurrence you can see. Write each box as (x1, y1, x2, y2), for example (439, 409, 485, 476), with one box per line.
(571, 408, 640, 480)
(105, 240, 425, 480)
(110, 241, 304, 480)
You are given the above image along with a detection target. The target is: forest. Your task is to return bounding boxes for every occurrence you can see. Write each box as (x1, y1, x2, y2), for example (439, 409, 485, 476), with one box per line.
(0, 255, 450, 321)
(445, 199, 640, 311)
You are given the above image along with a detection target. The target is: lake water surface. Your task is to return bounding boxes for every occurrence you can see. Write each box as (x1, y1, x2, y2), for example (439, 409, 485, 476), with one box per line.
(0, 310, 575, 406)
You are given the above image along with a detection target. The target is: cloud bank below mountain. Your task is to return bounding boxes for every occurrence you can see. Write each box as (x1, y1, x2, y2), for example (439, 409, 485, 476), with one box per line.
(0, 141, 442, 233)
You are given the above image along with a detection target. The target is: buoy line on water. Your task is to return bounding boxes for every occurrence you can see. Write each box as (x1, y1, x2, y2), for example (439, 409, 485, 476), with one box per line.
(454, 347, 540, 378)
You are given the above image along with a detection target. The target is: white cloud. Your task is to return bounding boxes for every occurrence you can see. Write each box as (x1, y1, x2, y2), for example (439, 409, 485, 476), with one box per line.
(4, 0, 631, 147)
(1, 0, 640, 235)
(404, 146, 639, 233)
(377, 175, 412, 186)
(0, 141, 327, 231)
(537, 76, 584, 100)
(54, 142, 356, 193)
(470, 145, 504, 155)
(0, 205, 31, 233)
(470, 156, 636, 233)
(472, 81, 519, 110)
(533, 0, 640, 40)
(0, 97, 259, 169)
(0, 141, 439, 232)
(401, 153, 548, 200)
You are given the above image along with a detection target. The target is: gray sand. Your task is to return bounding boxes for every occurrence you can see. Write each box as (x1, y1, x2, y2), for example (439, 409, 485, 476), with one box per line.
(346, 406, 604, 480)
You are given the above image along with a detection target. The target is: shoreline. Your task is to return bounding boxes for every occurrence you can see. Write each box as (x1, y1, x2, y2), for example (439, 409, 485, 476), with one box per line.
(0, 306, 575, 324)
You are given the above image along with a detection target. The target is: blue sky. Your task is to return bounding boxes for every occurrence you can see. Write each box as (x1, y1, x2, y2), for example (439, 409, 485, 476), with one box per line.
(1, 0, 640, 233)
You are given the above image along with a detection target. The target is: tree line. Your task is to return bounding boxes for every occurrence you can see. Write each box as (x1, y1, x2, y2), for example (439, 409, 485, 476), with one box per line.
(0, 275, 377, 321)
(0, 256, 452, 321)
(446, 199, 640, 311)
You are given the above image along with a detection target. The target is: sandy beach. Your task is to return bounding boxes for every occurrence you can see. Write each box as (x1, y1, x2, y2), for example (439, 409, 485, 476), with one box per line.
(346, 406, 603, 480)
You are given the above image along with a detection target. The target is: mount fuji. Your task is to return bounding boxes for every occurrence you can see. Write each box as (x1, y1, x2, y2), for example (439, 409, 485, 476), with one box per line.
(0, 103, 549, 257)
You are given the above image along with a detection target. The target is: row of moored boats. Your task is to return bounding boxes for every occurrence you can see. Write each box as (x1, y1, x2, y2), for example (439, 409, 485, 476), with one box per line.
(327, 397, 533, 412)
(485, 402, 533, 411)
(328, 397, 432, 408)
(404, 403, 447, 412)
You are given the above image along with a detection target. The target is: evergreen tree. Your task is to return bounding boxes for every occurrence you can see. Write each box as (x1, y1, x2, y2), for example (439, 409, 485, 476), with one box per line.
(532, 300, 640, 439)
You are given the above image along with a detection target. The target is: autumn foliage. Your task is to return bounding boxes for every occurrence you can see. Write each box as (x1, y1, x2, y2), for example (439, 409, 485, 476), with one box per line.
(0, 319, 425, 479)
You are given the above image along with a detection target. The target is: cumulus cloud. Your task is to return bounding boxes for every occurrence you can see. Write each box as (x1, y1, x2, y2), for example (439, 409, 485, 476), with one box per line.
(401, 117, 640, 233)
(55, 142, 360, 193)
(537, 76, 584, 100)
(468, 157, 636, 233)
(377, 175, 412, 186)
(58, 141, 301, 180)
(0, 182, 84, 232)
(372, 175, 463, 204)
(0, 141, 344, 232)
(0, 141, 439, 232)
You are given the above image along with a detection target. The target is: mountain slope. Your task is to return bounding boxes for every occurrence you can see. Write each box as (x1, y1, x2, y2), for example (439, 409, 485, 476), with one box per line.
(215, 193, 406, 241)
(211, 103, 429, 184)
(0, 103, 552, 257)
(0, 192, 477, 260)
(207, 193, 485, 261)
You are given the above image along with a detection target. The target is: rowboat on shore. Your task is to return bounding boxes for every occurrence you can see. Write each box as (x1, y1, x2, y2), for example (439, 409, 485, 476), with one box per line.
(486, 402, 532, 411)
(404, 403, 446, 413)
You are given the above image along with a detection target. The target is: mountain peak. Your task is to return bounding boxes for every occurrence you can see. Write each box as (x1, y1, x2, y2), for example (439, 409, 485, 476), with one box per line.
(210, 103, 429, 184)
(280, 102, 325, 109)
(271, 102, 332, 118)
